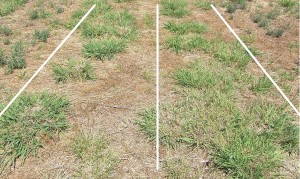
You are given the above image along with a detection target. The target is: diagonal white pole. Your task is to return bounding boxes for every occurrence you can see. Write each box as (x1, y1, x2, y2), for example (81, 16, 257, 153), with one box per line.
(211, 4, 300, 117)
(0, 4, 96, 118)
(156, 4, 160, 170)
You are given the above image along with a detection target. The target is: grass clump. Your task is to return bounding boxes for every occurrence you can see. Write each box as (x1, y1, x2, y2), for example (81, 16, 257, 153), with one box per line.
(33, 29, 50, 43)
(279, 0, 297, 8)
(29, 9, 52, 20)
(7, 41, 26, 73)
(0, 92, 69, 173)
(52, 59, 94, 83)
(161, 0, 189, 18)
(0, 48, 6, 66)
(164, 21, 208, 35)
(0, 0, 28, 16)
(30, 10, 38, 19)
(3, 38, 10, 45)
(195, 0, 211, 10)
(225, 0, 248, 13)
(266, 28, 286, 37)
(72, 134, 118, 178)
(56, 6, 64, 14)
(0, 25, 12, 36)
(83, 39, 126, 60)
(114, 0, 134, 2)
(166, 36, 211, 53)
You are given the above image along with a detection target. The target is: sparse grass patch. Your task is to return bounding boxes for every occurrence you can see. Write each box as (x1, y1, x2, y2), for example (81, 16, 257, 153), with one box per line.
(0, 92, 69, 173)
(258, 18, 269, 28)
(161, 0, 189, 18)
(0, 0, 28, 16)
(33, 29, 50, 43)
(143, 13, 155, 27)
(143, 69, 153, 82)
(7, 41, 26, 73)
(72, 134, 118, 178)
(83, 39, 126, 60)
(114, 0, 134, 2)
(163, 158, 202, 178)
(251, 76, 273, 93)
(52, 59, 95, 83)
(213, 40, 251, 69)
(267, 8, 280, 19)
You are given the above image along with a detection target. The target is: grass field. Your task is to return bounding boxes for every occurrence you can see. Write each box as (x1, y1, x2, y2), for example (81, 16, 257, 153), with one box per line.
(0, 0, 298, 178)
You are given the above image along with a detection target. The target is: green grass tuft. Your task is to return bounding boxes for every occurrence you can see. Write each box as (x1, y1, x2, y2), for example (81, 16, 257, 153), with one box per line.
(52, 59, 95, 83)
(164, 21, 208, 35)
(0, 48, 6, 66)
(0, 92, 69, 173)
(161, 0, 189, 18)
(33, 29, 50, 43)
(195, 0, 211, 10)
(83, 39, 126, 60)
(7, 41, 26, 73)
(279, 0, 297, 8)
(0, 25, 12, 36)
(225, 0, 248, 13)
